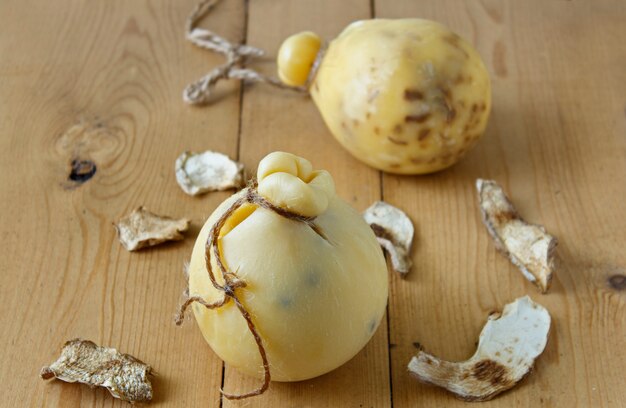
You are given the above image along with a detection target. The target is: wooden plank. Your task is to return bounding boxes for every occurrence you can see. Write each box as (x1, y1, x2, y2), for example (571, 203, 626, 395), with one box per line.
(375, 0, 626, 407)
(2, 0, 625, 406)
(0, 0, 245, 406)
(221, 0, 391, 406)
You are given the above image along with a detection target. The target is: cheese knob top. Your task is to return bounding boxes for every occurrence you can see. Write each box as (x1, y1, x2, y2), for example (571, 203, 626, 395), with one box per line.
(277, 31, 322, 87)
(257, 152, 335, 217)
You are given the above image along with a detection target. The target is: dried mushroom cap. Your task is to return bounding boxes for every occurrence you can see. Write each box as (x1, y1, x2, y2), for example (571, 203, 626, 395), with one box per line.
(41, 339, 153, 403)
(176, 150, 244, 196)
(408, 296, 551, 401)
(363, 201, 414, 275)
(115, 206, 190, 251)
(476, 179, 557, 293)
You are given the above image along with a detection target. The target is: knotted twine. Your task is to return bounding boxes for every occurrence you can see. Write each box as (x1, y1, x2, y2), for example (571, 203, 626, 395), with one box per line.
(183, 0, 307, 105)
(175, 180, 319, 399)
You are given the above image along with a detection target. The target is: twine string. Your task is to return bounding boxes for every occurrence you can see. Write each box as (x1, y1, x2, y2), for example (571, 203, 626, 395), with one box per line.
(175, 181, 319, 399)
(183, 0, 306, 105)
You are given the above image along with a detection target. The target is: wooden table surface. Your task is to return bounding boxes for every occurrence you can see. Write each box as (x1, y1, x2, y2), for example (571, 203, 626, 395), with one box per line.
(1, 0, 625, 406)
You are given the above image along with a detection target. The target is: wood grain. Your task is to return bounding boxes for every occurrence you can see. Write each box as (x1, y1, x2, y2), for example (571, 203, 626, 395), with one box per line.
(0, 0, 624, 407)
(378, 0, 626, 407)
(0, 0, 243, 406)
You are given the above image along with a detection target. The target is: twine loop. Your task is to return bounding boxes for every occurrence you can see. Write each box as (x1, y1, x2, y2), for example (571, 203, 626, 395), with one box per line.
(183, 0, 306, 105)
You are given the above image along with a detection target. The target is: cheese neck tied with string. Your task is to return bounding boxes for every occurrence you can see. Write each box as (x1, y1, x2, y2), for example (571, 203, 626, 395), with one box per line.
(175, 180, 318, 400)
(183, 0, 308, 105)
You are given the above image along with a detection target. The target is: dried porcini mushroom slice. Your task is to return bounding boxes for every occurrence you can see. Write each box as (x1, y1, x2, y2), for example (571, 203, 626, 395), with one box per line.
(408, 296, 551, 401)
(115, 206, 190, 251)
(40, 339, 153, 403)
(476, 179, 557, 293)
(175, 150, 244, 196)
(363, 201, 414, 275)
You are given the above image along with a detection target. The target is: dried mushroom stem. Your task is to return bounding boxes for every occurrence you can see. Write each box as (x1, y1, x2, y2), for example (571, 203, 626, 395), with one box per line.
(183, 0, 306, 105)
(363, 201, 414, 275)
(176, 181, 319, 400)
(175, 150, 244, 196)
(115, 207, 190, 251)
(408, 296, 551, 401)
(476, 179, 557, 293)
(41, 339, 153, 403)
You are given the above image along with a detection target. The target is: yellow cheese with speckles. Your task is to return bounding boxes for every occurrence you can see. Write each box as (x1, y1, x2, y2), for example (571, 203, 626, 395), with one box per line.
(281, 19, 491, 174)
(188, 152, 388, 382)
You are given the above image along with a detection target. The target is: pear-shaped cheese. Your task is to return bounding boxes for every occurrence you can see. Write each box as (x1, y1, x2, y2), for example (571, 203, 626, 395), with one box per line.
(310, 19, 491, 174)
(188, 152, 388, 381)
